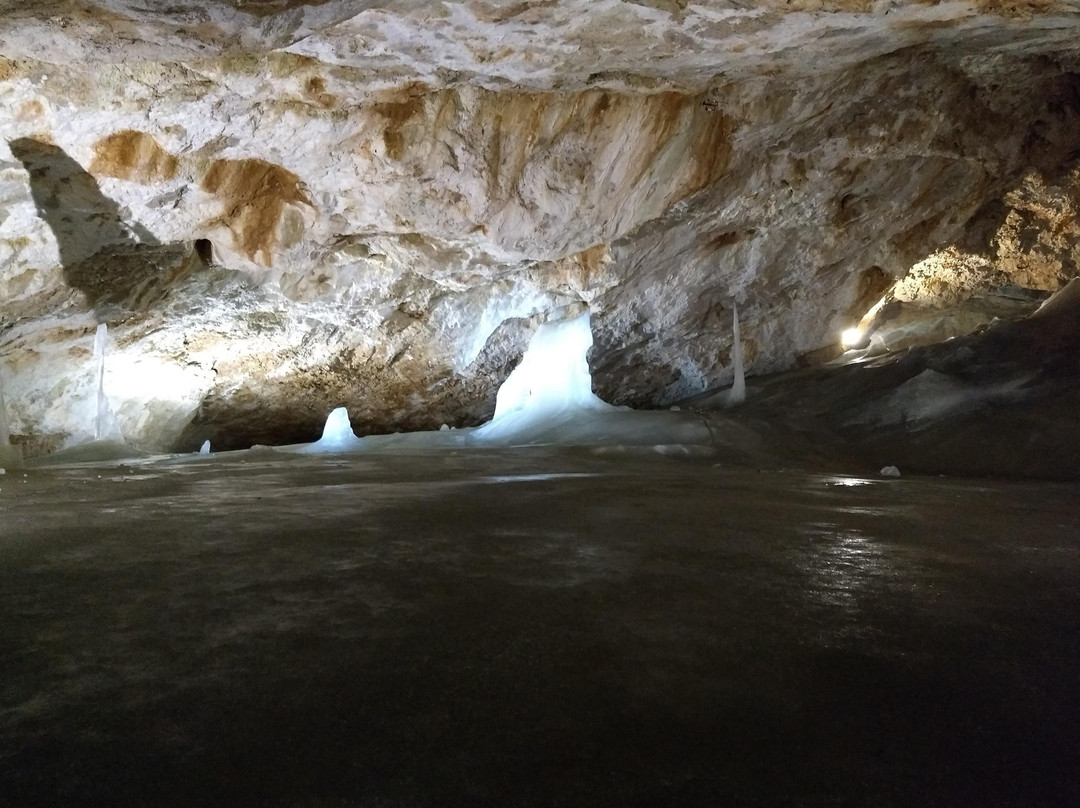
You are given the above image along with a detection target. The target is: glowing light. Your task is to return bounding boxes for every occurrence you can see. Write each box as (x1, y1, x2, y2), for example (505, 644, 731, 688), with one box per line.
(841, 327, 865, 349)
(827, 477, 874, 487)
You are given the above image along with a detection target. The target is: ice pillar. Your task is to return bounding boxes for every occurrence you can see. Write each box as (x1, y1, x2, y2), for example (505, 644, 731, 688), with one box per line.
(0, 373, 9, 448)
(728, 303, 746, 405)
(0, 372, 21, 468)
(93, 324, 123, 442)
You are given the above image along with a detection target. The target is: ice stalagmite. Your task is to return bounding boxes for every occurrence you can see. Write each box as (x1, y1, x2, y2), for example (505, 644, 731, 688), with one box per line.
(466, 313, 709, 448)
(93, 324, 123, 442)
(299, 406, 365, 453)
(728, 303, 746, 405)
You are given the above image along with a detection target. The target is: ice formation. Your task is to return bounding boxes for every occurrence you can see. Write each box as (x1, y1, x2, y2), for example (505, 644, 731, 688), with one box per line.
(0, 373, 19, 469)
(299, 406, 365, 453)
(0, 373, 9, 448)
(287, 313, 713, 453)
(469, 314, 614, 445)
(93, 324, 123, 442)
(199, 440, 211, 455)
(728, 304, 746, 405)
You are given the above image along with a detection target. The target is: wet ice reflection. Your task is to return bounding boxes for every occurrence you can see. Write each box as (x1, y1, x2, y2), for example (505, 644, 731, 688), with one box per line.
(797, 524, 904, 623)
(825, 476, 876, 488)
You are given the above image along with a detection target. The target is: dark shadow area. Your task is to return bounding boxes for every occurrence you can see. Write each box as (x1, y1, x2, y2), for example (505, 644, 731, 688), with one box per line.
(689, 280, 1080, 480)
(9, 137, 158, 263)
(10, 138, 200, 308)
(194, 238, 215, 264)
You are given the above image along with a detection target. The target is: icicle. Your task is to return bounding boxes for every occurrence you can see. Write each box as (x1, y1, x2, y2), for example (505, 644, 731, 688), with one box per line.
(0, 373, 10, 447)
(92, 324, 123, 442)
(728, 303, 746, 405)
(94, 324, 108, 440)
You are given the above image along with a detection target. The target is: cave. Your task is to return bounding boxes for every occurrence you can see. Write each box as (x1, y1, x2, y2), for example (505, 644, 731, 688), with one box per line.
(2, 2, 1079, 806)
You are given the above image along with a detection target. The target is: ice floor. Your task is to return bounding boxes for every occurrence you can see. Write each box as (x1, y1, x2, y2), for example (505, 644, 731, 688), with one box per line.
(2, 449, 1079, 807)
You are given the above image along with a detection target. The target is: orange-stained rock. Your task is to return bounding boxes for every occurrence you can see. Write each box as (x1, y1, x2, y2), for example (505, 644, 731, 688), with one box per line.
(90, 130, 179, 184)
(200, 158, 312, 265)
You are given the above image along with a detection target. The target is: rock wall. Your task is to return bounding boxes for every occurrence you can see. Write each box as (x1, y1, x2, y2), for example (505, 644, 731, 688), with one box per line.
(908, 156, 1080, 302)
(1, 1, 1079, 452)
(837, 154, 1080, 354)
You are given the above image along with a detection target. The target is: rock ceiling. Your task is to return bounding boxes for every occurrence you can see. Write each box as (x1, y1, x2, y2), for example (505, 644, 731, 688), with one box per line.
(1, 1, 1079, 453)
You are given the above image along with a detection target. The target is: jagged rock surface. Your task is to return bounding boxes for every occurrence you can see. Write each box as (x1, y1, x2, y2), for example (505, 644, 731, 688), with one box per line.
(1, 1, 1080, 452)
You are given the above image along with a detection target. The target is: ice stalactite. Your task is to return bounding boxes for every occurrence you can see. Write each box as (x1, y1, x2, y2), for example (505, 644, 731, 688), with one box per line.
(728, 304, 746, 406)
(93, 324, 123, 443)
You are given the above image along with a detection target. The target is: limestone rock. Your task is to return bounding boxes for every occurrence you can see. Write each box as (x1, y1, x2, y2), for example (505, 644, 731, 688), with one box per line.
(0, 1, 1079, 452)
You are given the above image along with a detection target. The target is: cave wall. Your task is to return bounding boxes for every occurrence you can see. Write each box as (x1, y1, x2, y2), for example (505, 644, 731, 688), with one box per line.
(894, 155, 1080, 308)
(1, 1, 1079, 453)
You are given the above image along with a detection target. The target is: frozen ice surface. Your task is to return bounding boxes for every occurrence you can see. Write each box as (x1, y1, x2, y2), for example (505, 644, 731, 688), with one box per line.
(845, 369, 1030, 428)
(27, 441, 146, 466)
(0, 445, 20, 470)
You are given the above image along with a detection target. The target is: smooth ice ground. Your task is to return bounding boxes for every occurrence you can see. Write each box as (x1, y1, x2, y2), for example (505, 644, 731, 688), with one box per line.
(1, 450, 1078, 807)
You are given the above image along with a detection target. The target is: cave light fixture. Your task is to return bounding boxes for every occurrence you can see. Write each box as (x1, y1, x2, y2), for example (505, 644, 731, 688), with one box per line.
(841, 327, 865, 350)
(841, 292, 893, 351)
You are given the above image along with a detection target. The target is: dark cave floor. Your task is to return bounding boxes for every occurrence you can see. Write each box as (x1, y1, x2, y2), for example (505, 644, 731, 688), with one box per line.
(2, 450, 1078, 807)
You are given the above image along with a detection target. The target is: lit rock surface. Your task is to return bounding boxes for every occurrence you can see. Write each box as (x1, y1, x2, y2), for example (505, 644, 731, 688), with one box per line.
(1, 1, 1079, 453)
(842, 154, 1080, 353)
